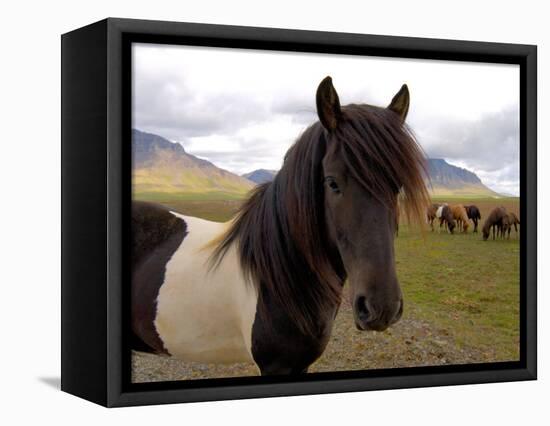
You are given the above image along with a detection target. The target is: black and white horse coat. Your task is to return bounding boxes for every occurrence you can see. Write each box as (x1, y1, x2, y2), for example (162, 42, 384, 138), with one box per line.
(131, 202, 333, 375)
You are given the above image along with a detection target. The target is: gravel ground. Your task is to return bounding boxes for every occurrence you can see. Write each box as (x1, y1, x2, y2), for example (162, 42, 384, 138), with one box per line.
(132, 287, 508, 383)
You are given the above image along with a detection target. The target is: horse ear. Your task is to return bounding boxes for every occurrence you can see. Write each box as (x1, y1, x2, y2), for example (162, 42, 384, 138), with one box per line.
(316, 76, 342, 131)
(388, 84, 410, 122)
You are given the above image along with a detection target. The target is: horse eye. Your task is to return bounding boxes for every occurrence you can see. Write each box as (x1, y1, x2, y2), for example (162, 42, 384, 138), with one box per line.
(325, 177, 341, 194)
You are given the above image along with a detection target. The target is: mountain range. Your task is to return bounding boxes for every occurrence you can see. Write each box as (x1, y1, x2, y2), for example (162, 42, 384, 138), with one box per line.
(241, 169, 278, 184)
(243, 159, 498, 197)
(425, 159, 498, 196)
(132, 129, 253, 200)
(132, 128, 499, 200)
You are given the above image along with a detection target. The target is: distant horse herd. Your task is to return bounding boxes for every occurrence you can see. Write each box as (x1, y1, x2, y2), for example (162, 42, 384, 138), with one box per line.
(426, 203, 519, 241)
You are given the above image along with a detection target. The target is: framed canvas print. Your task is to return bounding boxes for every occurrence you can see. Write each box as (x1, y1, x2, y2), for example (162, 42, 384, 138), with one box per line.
(61, 18, 537, 407)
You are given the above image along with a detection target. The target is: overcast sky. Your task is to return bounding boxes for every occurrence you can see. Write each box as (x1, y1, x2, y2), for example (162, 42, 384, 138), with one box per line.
(133, 43, 520, 195)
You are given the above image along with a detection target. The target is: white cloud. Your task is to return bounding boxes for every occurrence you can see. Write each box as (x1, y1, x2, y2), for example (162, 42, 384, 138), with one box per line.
(133, 43, 520, 194)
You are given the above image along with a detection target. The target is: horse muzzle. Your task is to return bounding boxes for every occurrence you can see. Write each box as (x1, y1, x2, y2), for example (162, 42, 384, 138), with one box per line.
(353, 296, 403, 331)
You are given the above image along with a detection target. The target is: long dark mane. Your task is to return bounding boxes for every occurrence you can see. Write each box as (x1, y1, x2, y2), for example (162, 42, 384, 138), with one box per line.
(210, 104, 429, 335)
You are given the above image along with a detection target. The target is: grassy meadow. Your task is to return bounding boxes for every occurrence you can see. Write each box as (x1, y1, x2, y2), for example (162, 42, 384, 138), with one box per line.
(396, 196, 520, 362)
(132, 194, 520, 381)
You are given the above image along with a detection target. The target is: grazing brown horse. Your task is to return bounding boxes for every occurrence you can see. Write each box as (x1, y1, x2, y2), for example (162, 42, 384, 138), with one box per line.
(482, 206, 508, 240)
(438, 204, 456, 234)
(505, 212, 520, 239)
(131, 76, 430, 375)
(426, 203, 440, 231)
(451, 204, 469, 233)
(464, 205, 481, 233)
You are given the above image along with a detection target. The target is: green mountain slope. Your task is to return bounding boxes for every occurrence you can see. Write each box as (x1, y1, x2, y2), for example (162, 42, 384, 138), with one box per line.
(132, 129, 254, 200)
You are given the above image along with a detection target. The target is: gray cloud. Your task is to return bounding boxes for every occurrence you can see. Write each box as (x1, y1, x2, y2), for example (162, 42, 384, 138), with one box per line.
(417, 106, 519, 172)
(411, 106, 519, 194)
(133, 74, 271, 141)
(271, 97, 317, 125)
(476, 162, 519, 195)
(187, 144, 285, 175)
(133, 45, 519, 194)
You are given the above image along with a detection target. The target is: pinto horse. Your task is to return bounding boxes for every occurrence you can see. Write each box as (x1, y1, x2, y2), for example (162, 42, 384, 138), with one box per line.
(131, 77, 429, 375)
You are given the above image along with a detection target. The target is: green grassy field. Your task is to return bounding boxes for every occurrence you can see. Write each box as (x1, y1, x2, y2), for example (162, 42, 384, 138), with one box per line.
(133, 191, 249, 203)
(396, 222, 519, 360)
(147, 199, 245, 222)
(132, 195, 520, 380)
(405, 196, 520, 360)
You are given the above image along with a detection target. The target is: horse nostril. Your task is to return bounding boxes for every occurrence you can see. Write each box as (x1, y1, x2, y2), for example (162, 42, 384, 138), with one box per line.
(355, 296, 370, 321)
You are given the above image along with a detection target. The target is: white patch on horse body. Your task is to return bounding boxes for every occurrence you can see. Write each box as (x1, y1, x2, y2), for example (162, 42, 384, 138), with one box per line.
(154, 213, 258, 364)
(436, 205, 444, 219)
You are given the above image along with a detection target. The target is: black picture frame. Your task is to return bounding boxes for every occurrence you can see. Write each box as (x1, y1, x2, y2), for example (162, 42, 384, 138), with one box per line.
(61, 17, 537, 407)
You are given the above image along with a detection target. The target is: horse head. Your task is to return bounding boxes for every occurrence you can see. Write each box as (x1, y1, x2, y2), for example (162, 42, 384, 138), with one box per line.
(316, 77, 428, 331)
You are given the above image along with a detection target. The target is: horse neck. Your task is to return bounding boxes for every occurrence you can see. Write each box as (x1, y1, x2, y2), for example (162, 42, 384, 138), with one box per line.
(237, 167, 345, 334)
